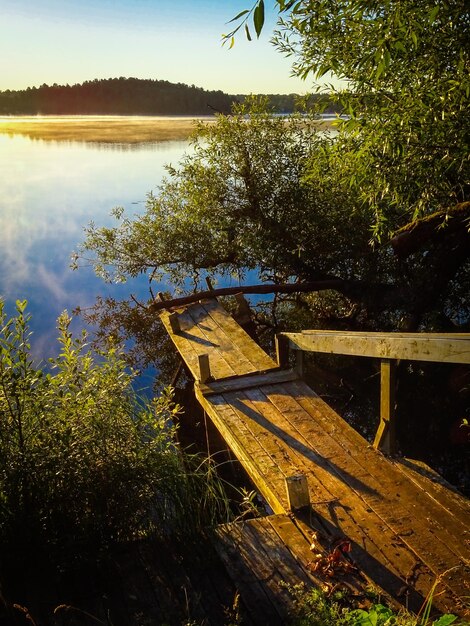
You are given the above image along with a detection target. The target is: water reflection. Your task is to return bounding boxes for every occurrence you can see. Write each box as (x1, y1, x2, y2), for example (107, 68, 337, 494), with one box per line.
(0, 129, 189, 362)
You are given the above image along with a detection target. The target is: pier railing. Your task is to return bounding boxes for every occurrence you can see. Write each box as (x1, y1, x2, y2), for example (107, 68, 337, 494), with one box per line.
(276, 331, 470, 454)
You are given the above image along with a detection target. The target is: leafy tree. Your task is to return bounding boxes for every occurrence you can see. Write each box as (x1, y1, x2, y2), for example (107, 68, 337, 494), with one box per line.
(228, 0, 469, 237)
(76, 95, 468, 354)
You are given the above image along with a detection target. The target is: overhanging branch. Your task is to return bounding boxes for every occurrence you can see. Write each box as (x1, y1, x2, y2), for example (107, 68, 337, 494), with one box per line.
(150, 280, 345, 311)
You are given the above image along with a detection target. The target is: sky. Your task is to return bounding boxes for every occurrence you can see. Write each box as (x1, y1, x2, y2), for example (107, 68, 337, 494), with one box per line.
(0, 0, 318, 95)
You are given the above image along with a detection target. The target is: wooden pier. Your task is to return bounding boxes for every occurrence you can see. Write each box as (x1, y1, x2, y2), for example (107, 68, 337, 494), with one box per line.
(161, 298, 470, 621)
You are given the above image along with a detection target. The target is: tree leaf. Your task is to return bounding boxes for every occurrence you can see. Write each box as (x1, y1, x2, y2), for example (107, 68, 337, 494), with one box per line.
(428, 6, 440, 24)
(227, 9, 249, 24)
(245, 24, 252, 41)
(254, 0, 265, 38)
(432, 616, 457, 626)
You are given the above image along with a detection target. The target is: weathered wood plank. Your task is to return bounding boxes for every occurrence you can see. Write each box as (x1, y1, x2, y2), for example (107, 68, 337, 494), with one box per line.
(213, 521, 286, 625)
(238, 386, 437, 610)
(280, 381, 469, 607)
(392, 458, 470, 528)
(186, 302, 258, 376)
(198, 368, 298, 396)
(282, 331, 470, 364)
(202, 299, 277, 372)
(196, 386, 288, 513)
(285, 381, 470, 549)
(373, 359, 397, 453)
(162, 305, 236, 380)
(288, 378, 469, 518)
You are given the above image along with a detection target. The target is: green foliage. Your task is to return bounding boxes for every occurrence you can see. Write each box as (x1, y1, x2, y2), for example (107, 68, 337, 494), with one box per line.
(286, 584, 467, 626)
(77, 97, 376, 288)
(229, 1, 469, 237)
(77, 96, 469, 381)
(0, 300, 230, 564)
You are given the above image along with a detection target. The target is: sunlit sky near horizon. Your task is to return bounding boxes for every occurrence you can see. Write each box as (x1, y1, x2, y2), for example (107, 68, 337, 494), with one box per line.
(1, 0, 320, 95)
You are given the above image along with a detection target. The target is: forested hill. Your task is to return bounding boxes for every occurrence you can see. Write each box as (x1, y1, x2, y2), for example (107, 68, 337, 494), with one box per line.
(0, 77, 339, 116)
(0, 78, 237, 116)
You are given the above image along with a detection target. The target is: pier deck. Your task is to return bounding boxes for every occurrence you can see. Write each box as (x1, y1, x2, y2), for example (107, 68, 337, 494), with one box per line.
(161, 298, 470, 618)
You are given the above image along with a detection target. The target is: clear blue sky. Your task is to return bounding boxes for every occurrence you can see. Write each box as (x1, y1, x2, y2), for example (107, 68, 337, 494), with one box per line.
(0, 0, 317, 94)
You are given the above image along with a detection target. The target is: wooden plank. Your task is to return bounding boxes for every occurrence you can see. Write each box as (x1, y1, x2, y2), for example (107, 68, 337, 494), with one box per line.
(162, 305, 236, 380)
(186, 301, 258, 376)
(198, 368, 298, 396)
(202, 299, 277, 372)
(289, 379, 470, 557)
(282, 331, 470, 364)
(285, 381, 470, 550)
(392, 458, 470, 528)
(196, 386, 288, 513)
(241, 520, 308, 619)
(277, 382, 470, 559)
(213, 521, 286, 625)
(239, 386, 435, 610)
(279, 381, 469, 608)
(160, 307, 204, 379)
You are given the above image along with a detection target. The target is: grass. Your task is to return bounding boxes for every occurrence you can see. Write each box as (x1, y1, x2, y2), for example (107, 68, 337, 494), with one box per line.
(286, 581, 469, 626)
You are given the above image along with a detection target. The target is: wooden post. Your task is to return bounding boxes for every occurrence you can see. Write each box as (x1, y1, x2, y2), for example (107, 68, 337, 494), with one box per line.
(285, 474, 309, 511)
(295, 349, 304, 378)
(205, 276, 215, 292)
(168, 312, 180, 333)
(198, 354, 212, 384)
(275, 334, 290, 368)
(235, 292, 251, 317)
(373, 359, 397, 454)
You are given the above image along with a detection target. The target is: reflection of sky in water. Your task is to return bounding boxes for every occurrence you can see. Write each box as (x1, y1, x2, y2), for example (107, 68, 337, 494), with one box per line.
(0, 133, 189, 366)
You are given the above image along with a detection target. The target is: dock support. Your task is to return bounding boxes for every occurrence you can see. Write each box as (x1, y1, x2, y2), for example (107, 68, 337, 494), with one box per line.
(275, 334, 290, 368)
(373, 359, 397, 455)
(285, 474, 310, 511)
(198, 354, 212, 384)
(168, 312, 180, 333)
(294, 350, 304, 378)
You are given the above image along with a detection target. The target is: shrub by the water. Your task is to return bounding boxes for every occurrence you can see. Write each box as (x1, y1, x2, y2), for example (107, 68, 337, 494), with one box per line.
(0, 300, 229, 567)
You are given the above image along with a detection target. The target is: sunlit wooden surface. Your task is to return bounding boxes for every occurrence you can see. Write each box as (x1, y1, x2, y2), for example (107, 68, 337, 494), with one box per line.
(161, 299, 470, 617)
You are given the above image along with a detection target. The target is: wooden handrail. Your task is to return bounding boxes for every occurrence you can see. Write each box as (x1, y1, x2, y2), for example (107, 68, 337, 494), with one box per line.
(276, 331, 470, 455)
(278, 331, 470, 364)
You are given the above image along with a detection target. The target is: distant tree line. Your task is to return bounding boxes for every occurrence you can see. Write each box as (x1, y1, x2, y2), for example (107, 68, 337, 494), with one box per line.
(0, 77, 237, 116)
(0, 77, 338, 116)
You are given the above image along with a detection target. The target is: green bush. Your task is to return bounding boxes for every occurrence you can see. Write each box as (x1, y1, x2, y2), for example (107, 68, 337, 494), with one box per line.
(0, 300, 229, 564)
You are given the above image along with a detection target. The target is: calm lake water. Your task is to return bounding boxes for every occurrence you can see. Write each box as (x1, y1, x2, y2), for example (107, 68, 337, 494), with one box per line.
(0, 118, 194, 370)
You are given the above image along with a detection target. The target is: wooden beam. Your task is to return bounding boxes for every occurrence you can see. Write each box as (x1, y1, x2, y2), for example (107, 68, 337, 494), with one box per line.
(282, 331, 470, 364)
(373, 359, 397, 455)
(168, 312, 180, 334)
(285, 474, 310, 511)
(295, 350, 304, 378)
(198, 354, 212, 383)
(197, 368, 298, 396)
(275, 334, 290, 368)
